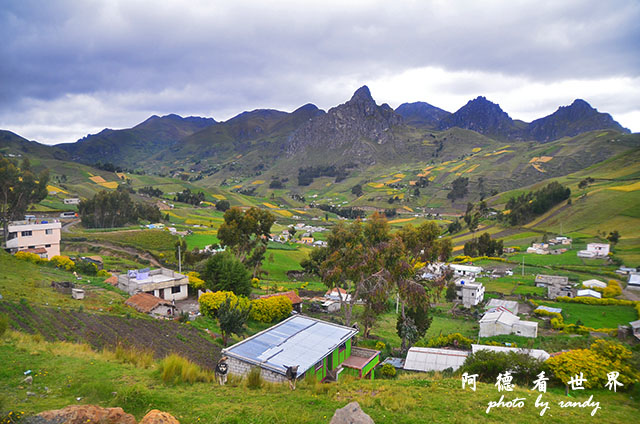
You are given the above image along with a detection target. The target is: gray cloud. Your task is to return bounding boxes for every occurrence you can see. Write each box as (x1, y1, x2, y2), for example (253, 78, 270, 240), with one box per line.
(1, 0, 639, 144)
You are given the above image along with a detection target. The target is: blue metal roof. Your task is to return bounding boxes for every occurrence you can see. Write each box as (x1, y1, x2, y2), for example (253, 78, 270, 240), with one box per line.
(223, 315, 358, 376)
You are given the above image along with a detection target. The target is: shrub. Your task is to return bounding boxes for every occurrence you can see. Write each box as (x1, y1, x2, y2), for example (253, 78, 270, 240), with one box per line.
(422, 333, 472, 349)
(115, 383, 154, 416)
(250, 295, 293, 323)
(49, 255, 75, 271)
(187, 271, 206, 290)
(592, 280, 623, 298)
(460, 350, 547, 386)
(246, 367, 263, 389)
(15, 251, 46, 264)
(159, 354, 212, 385)
(198, 291, 250, 317)
(380, 363, 397, 378)
(75, 260, 98, 275)
(96, 269, 111, 277)
(375, 341, 386, 351)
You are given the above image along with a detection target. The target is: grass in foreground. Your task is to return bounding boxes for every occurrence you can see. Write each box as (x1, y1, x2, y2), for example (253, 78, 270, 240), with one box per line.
(1, 331, 638, 423)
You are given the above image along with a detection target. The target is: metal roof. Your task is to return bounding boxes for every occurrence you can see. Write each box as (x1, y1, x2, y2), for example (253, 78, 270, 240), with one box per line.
(485, 299, 518, 313)
(404, 347, 469, 372)
(480, 310, 519, 325)
(222, 315, 357, 376)
(535, 305, 562, 314)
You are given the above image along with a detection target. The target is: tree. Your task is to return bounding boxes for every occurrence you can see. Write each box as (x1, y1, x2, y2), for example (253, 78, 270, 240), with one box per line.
(447, 177, 469, 201)
(215, 296, 251, 346)
(607, 230, 620, 244)
(0, 156, 49, 243)
(78, 190, 160, 228)
(215, 200, 230, 212)
(300, 245, 328, 275)
(217, 207, 275, 277)
(202, 251, 252, 296)
(351, 184, 363, 197)
(447, 219, 462, 234)
(396, 303, 432, 351)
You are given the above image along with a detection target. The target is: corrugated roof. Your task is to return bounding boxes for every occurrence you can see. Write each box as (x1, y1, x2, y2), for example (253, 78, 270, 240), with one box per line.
(223, 315, 357, 376)
(471, 344, 550, 361)
(535, 305, 562, 314)
(582, 279, 606, 288)
(404, 347, 469, 372)
(480, 310, 519, 325)
(485, 299, 518, 313)
(258, 290, 302, 305)
(125, 293, 173, 314)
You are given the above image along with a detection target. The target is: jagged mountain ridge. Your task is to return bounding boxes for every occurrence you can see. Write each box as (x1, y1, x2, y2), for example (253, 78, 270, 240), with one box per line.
(395, 101, 451, 128)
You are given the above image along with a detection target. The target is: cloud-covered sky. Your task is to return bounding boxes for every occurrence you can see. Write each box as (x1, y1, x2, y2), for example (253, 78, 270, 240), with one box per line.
(1, 0, 639, 144)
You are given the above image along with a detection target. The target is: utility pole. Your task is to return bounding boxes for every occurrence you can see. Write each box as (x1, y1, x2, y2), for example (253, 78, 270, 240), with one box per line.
(178, 241, 182, 274)
(521, 255, 525, 276)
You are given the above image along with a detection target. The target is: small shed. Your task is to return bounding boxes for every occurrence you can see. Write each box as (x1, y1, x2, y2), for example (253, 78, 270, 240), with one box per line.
(576, 289, 602, 299)
(582, 279, 606, 289)
(125, 293, 177, 318)
(71, 288, 85, 300)
(403, 347, 469, 372)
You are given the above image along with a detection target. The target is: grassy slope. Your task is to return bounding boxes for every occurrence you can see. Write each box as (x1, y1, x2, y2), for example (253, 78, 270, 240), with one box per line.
(1, 332, 638, 423)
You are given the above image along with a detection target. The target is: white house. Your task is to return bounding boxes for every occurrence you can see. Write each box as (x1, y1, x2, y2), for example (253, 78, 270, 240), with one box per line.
(450, 264, 483, 279)
(118, 268, 188, 301)
(6, 220, 62, 259)
(576, 289, 602, 299)
(628, 273, 640, 290)
(63, 198, 81, 205)
(325, 288, 352, 302)
(479, 310, 537, 338)
(578, 243, 610, 258)
(455, 279, 485, 308)
(582, 279, 607, 289)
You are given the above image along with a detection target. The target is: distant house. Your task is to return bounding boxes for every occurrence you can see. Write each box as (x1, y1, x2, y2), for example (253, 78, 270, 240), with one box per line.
(450, 264, 483, 279)
(576, 289, 602, 299)
(258, 291, 303, 313)
(299, 236, 314, 245)
(549, 236, 572, 246)
(63, 198, 81, 205)
(125, 293, 177, 318)
(222, 315, 380, 382)
(527, 243, 549, 255)
(455, 279, 485, 308)
(485, 298, 519, 315)
(6, 220, 62, 259)
(117, 268, 188, 301)
(325, 288, 352, 302)
(616, 267, 637, 276)
(535, 305, 562, 315)
(628, 273, 640, 290)
(578, 243, 610, 258)
(629, 320, 640, 341)
(535, 275, 574, 299)
(404, 347, 469, 372)
(582, 279, 606, 289)
(479, 310, 537, 338)
(105, 275, 118, 286)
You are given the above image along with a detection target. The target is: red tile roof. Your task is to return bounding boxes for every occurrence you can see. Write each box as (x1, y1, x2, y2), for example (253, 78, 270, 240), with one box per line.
(258, 290, 302, 305)
(125, 293, 174, 314)
(104, 275, 118, 286)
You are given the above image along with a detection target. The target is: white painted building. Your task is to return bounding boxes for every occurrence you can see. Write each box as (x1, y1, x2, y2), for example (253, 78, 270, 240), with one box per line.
(450, 264, 483, 279)
(582, 279, 607, 289)
(6, 220, 62, 259)
(479, 310, 538, 338)
(578, 243, 610, 258)
(404, 347, 469, 372)
(628, 273, 640, 290)
(118, 268, 188, 301)
(455, 279, 485, 308)
(485, 299, 519, 315)
(576, 289, 602, 299)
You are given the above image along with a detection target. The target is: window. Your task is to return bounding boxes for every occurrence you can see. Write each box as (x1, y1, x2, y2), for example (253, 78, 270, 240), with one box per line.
(339, 343, 346, 353)
(28, 246, 35, 249)
(315, 361, 323, 372)
(21, 231, 32, 237)
(171, 286, 181, 294)
(8, 232, 17, 240)
(45, 244, 51, 248)
(45, 229, 53, 235)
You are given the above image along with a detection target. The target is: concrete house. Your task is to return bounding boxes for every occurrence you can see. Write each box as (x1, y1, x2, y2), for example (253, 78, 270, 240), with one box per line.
(485, 299, 519, 315)
(63, 198, 81, 205)
(578, 243, 610, 258)
(455, 279, 485, 308)
(222, 315, 380, 383)
(479, 310, 538, 338)
(118, 268, 188, 301)
(6, 220, 62, 259)
(535, 274, 574, 299)
(125, 292, 177, 318)
(627, 273, 640, 290)
(325, 288, 352, 302)
(450, 264, 483, 279)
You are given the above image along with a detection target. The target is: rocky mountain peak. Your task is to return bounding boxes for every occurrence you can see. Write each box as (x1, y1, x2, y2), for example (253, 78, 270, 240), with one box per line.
(438, 96, 521, 139)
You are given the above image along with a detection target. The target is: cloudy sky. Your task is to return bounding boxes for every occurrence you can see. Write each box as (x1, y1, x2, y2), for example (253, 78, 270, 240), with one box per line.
(1, 0, 639, 144)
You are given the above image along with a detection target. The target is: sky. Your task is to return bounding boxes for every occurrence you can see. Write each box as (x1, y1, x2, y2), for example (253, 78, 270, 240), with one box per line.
(1, 0, 639, 145)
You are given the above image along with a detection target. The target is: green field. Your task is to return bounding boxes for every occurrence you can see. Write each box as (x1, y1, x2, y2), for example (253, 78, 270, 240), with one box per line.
(541, 301, 637, 329)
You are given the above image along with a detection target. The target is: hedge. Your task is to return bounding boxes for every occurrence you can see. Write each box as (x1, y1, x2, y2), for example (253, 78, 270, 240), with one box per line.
(250, 296, 292, 323)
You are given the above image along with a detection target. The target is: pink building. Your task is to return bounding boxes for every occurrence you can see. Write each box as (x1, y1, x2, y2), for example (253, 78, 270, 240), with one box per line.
(6, 220, 62, 259)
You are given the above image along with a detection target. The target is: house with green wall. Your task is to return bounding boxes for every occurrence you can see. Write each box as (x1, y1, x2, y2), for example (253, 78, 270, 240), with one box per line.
(222, 315, 380, 383)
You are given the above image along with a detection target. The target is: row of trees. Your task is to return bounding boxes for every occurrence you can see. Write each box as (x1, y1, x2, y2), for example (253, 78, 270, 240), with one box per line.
(297, 165, 350, 186)
(463, 232, 503, 257)
(501, 182, 571, 226)
(302, 213, 453, 351)
(174, 188, 205, 205)
(78, 189, 161, 228)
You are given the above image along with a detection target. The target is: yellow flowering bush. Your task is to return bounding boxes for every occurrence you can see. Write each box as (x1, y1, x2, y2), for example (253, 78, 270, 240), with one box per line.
(14, 251, 46, 264)
(423, 332, 472, 349)
(198, 291, 250, 317)
(250, 295, 293, 323)
(187, 271, 206, 290)
(49, 255, 75, 271)
(592, 280, 623, 298)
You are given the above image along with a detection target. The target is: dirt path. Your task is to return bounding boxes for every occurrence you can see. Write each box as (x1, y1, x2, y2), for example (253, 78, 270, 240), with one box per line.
(64, 239, 162, 268)
(622, 288, 640, 301)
